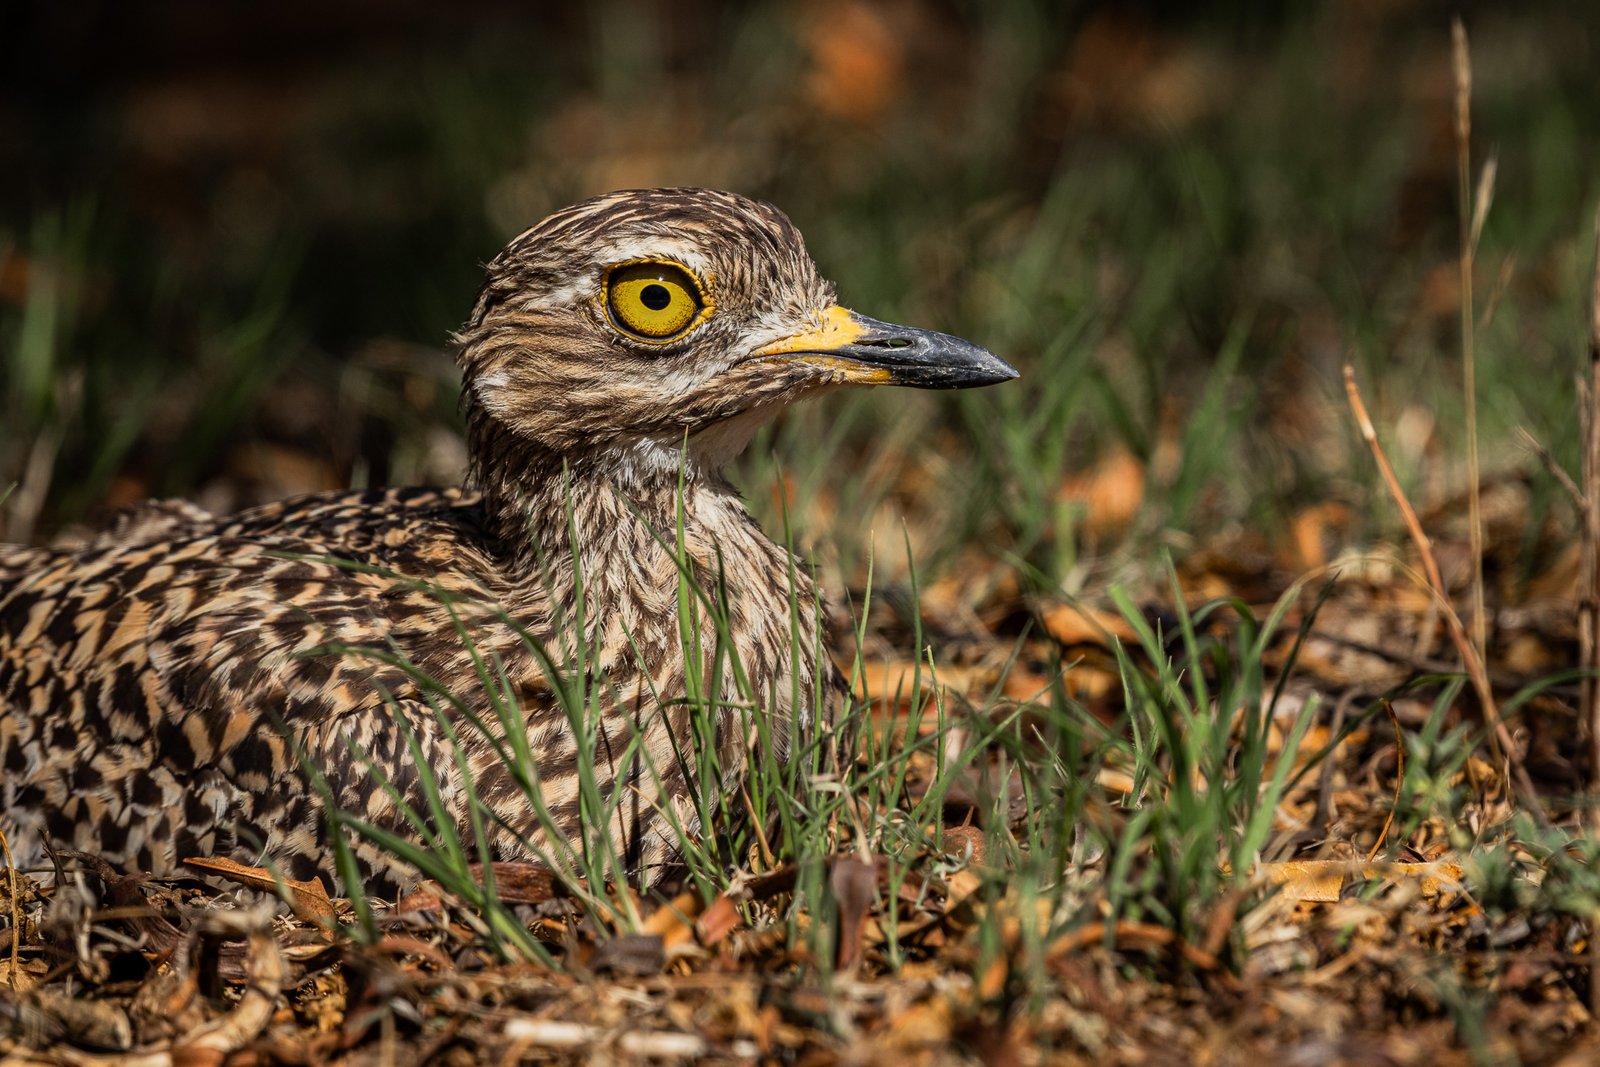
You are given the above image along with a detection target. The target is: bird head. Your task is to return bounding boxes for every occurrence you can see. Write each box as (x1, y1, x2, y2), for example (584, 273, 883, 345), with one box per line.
(455, 187, 1016, 484)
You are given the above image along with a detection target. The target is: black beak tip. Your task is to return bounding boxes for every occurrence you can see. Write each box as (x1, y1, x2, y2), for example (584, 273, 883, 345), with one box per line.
(990, 355, 1021, 384)
(935, 343, 1020, 389)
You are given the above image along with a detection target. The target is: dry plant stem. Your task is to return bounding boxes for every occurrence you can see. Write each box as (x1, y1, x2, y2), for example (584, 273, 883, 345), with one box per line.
(1452, 18, 1489, 678)
(740, 783, 775, 870)
(1365, 701, 1403, 862)
(1, 825, 19, 991)
(1585, 209, 1600, 827)
(1045, 919, 1232, 980)
(503, 1018, 722, 1059)
(1583, 209, 1600, 1022)
(1312, 691, 1358, 830)
(6, 424, 62, 545)
(1516, 426, 1587, 512)
(1479, 253, 1516, 331)
(1343, 365, 1547, 825)
(1469, 158, 1497, 256)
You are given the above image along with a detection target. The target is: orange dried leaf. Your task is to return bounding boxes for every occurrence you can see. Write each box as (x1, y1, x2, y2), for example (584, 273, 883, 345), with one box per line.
(977, 956, 1009, 1000)
(885, 998, 954, 1046)
(1058, 446, 1145, 537)
(184, 856, 335, 925)
(1262, 860, 1466, 903)
(641, 890, 702, 950)
(1262, 860, 1346, 903)
(1285, 502, 1352, 571)
(695, 894, 746, 947)
(1039, 602, 1140, 648)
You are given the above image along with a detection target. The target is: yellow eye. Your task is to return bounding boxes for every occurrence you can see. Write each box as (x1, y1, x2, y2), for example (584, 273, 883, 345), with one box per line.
(605, 262, 707, 342)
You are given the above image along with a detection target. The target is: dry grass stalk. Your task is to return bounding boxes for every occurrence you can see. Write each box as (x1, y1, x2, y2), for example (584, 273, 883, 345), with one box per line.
(1, 826, 19, 993)
(1365, 701, 1403, 863)
(1587, 211, 1600, 895)
(502, 1018, 725, 1059)
(1514, 426, 1585, 512)
(1452, 18, 1490, 676)
(1582, 206, 1600, 1021)
(740, 783, 776, 870)
(1342, 365, 1545, 823)
(1585, 209, 1600, 849)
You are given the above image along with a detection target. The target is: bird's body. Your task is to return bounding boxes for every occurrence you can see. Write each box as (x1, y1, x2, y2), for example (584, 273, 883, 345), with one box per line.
(0, 188, 1013, 893)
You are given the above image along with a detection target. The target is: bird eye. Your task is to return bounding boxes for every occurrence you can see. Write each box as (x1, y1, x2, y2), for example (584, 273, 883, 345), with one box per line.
(606, 262, 707, 342)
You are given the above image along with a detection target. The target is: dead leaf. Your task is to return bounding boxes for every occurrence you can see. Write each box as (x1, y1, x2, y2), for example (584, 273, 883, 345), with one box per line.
(184, 856, 335, 926)
(941, 825, 986, 865)
(1260, 860, 1466, 903)
(641, 890, 703, 951)
(977, 955, 1009, 1000)
(695, 893, 746, 947)
(857, 660, 982, 716)
(1262, 860, 1346, 903)
(1039, 600, 1141, 647)
(0, 954, 47, 992)
(1284, 502, 1352, 571)
(832, 857, 878, 971)
(1058, 446, 1146, 537)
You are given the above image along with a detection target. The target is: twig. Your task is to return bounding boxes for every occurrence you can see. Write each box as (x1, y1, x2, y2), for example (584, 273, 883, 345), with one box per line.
(1581, 202, 1600, 1020)
(1312, 690, 1359, 831)
(502, 1018, 733, 1059)
(1452, 18, 1490, 685)
(1366, 701, 1404, 862)
(1045, 919, 1237, 987)
(1585, 207, 1600, 831)
(1306, 623, 1566, 695)
(0, 825, 20, 992)
(1515, 425, 1587, 512)
(1343, 365, 1546, 824)
(739, 783, 775, 870)
(1479, 254, 1517, 331)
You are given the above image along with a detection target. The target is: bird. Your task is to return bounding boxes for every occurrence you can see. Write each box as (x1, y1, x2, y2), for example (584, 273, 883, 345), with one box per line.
(0, 187, 1016, 896)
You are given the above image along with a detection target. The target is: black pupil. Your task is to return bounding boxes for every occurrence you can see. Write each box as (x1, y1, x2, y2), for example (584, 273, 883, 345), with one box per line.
(640, 283, 672, 311)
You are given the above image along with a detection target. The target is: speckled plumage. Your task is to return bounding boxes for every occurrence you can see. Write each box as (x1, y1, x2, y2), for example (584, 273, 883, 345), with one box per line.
(0, 188, 1012, 894)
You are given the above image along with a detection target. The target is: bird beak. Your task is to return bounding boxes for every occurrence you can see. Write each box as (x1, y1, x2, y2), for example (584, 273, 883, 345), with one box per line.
(751, 306, 1018, 389)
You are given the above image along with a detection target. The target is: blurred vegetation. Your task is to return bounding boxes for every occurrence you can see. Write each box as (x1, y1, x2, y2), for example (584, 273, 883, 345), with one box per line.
(2, 0, 1598, 595)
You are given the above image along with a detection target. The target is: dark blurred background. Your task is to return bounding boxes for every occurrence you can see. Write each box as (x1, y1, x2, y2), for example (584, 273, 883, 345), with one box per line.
(3, 0, 1598, 592)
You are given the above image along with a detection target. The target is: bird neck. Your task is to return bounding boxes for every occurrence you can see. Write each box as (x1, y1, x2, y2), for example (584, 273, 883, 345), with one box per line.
(468, 430, 832, 761)
(476, 437, 758, 607)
